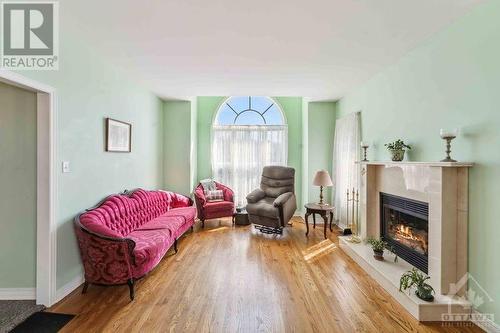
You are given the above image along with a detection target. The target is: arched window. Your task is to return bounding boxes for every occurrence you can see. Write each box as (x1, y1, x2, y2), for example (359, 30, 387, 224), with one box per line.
(215, 96, 285, 125)
(212, 96, 288, 206)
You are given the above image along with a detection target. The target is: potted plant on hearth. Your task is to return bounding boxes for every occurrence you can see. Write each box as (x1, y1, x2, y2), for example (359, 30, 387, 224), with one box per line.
(399, 268, 435, 302)
(367, 238, 387, 261)
(385, 139, 411, 161)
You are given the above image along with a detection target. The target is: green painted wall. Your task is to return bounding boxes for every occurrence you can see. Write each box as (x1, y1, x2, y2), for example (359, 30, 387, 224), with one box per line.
(163, 101, 192, 195)
(189, 98, 198, 190)
(308, 102, 336, 204)
(196, 97, 222, 182)
(18, 24, 164, 289)
(0, 82, 37, 288)
(278, 97, 303, 208)
(337, 1, 500, 323)
(196, 96, 304, 207)
(301, 99, 309, 210)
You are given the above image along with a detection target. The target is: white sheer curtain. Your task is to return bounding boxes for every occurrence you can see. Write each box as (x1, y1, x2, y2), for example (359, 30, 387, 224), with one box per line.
(212, 125, 287, 207)
(332, 112, 361, 229)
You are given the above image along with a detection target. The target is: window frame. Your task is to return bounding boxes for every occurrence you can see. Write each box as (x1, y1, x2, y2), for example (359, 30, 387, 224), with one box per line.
(213, 96, 286, 126)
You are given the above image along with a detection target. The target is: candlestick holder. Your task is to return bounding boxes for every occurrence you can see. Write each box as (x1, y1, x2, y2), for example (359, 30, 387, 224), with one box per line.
(440, 129, 458, 162)
(361, 143, 369, 162)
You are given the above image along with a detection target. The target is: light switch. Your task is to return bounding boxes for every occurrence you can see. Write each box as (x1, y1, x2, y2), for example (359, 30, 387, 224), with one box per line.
(62, 161, 71, 173)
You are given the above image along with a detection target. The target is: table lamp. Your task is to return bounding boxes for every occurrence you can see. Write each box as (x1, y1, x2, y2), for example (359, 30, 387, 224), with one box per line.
(313, 170, 333, 205)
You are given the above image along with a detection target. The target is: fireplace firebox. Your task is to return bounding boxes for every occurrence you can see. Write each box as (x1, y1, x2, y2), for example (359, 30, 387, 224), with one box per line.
(380, 193, 429, 273)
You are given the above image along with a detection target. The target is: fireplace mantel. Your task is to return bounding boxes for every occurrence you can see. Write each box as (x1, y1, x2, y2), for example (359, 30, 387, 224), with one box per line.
(358, 160, 474, 167)
(340, 160, 473, 321)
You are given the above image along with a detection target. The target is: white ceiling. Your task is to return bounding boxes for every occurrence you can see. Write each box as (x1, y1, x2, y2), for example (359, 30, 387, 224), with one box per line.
(64, 0, 483, 100)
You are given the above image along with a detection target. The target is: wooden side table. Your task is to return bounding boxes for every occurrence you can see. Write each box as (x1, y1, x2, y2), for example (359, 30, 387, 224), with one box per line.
(304, 203, 334, 239)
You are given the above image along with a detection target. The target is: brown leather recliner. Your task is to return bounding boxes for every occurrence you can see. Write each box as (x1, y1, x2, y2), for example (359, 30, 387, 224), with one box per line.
(246, 166, 297, 234)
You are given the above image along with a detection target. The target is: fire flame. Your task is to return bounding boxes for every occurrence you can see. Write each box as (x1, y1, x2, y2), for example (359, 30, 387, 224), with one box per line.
(394, 224, 428, 254)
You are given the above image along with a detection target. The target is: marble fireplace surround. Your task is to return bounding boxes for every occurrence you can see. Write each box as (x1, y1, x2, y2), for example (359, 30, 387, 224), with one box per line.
(339, 161, 474, 321)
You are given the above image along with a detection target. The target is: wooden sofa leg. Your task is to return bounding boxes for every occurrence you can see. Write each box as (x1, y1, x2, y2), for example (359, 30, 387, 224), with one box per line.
(174, 239, 178, 253)
(201, 219, 205, 228)
(127, 279, 135, 301)
(82, 281, 89, 294)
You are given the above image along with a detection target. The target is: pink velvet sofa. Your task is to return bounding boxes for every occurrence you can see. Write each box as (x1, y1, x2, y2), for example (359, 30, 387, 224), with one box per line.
(74, 188, 196, 300)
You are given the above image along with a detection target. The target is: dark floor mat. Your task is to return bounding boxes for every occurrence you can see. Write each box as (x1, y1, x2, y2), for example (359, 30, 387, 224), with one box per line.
(0, 300, 45, 333)
(10, 312, 74, 333)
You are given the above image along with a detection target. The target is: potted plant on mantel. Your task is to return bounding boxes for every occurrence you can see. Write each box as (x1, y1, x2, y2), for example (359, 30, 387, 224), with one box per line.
(385, 139, 411, 161)
(399, 268, 435, 302)
(367, 238, 387, 261)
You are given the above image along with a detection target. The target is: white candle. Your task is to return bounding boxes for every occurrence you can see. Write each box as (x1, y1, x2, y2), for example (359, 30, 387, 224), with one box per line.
(440, 129, 458, 138)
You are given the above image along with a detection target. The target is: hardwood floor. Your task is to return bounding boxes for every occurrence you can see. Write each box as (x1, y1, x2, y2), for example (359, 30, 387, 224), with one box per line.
(50, 217, 481, 333)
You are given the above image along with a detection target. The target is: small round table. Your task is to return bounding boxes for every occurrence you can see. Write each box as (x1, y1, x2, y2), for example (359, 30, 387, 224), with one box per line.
(304, 203, 334, 239)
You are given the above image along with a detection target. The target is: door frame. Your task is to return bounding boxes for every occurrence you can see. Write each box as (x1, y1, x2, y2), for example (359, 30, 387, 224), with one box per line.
(0, 70, 57, 306)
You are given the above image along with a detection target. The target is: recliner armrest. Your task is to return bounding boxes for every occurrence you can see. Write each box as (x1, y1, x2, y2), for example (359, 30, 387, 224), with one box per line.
(247, 189, 266, 203)
(273, 192, 293, 207)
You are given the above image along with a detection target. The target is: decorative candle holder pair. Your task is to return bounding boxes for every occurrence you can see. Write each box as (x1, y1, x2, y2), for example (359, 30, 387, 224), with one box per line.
(360, 128, 459, 163)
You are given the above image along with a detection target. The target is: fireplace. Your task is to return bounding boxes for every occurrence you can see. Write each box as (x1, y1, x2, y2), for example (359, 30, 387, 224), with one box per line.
(380, 193, 429, 273)
(340, 162, 472, 321)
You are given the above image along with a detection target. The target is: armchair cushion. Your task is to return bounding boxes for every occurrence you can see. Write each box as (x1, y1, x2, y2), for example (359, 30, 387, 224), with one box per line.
(200, 179, 217, 192)
(204, 201, 234, 215)
(273, 192, 293, 207)
(246, 189, 266, 203)
(246, 197, 278, 219)
(205, 189, 224, 202)
(261, 166, 295, 198)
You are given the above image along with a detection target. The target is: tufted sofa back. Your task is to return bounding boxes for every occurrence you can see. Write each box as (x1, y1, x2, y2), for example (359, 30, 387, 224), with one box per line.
(260, 166, 295, 198)
(78, 189, 191, 237)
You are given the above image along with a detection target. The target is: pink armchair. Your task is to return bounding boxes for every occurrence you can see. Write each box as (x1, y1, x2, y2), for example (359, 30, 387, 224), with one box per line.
(194, 182, 235, 227)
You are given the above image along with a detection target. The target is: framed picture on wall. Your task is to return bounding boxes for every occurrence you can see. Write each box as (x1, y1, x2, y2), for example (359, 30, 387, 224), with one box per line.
(105, 118, 132, 152)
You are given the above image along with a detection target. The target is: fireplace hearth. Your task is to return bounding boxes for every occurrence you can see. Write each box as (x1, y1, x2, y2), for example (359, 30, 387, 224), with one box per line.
(380, 192, 429, 273)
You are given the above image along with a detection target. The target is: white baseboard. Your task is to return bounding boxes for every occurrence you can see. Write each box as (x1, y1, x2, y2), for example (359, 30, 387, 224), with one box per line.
(0, 288, 36, 300)
(471, 310, 500, 333)
(55, 274, 84, 304)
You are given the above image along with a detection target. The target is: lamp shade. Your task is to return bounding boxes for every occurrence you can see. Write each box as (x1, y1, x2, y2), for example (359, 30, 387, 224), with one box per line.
(312, 170, 333, 187)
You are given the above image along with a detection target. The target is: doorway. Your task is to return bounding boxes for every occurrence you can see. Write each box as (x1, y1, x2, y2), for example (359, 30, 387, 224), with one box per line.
(0, 71, 56, 306)
(0, 81, 37, 296)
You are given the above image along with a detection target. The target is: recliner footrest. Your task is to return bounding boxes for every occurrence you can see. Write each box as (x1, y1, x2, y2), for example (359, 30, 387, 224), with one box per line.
(254, 224, 283, 235)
